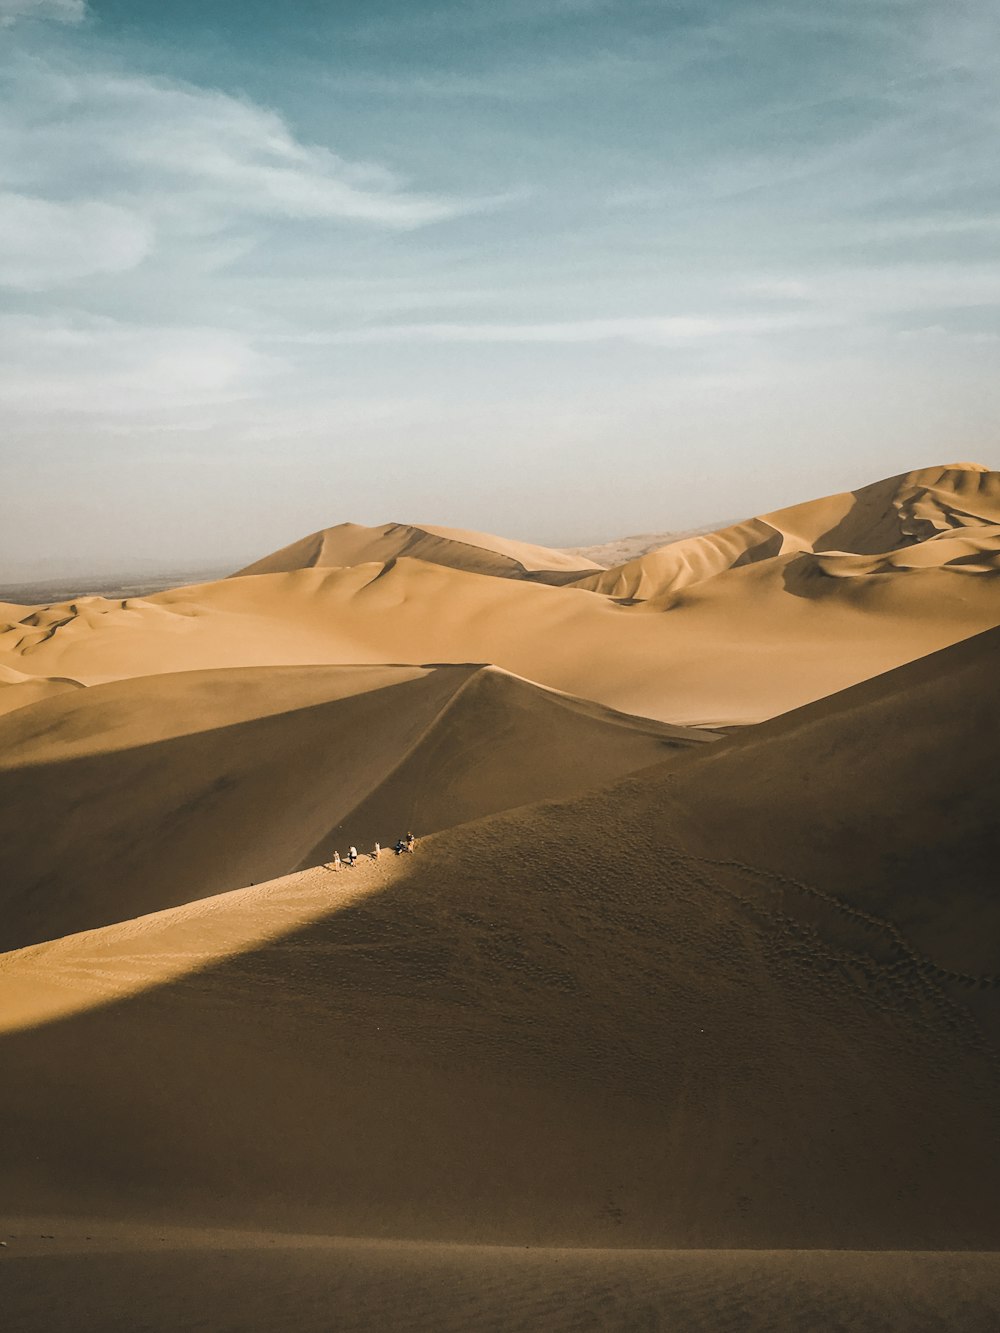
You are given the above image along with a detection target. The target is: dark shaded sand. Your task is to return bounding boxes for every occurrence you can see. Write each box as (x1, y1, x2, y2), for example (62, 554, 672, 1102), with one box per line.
(1, 466, 998, 1328)
(0, 663, 714, 951)
(1, 631, 997, 1270)
(2, 1221, 999, 1332)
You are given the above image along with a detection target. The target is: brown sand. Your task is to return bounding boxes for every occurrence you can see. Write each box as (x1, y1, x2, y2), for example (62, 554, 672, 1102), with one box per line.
(2, 1219, 999, 1332)
(562, 522, 726, 567)
(234, 519, 601, 582)
(3, 464, 998, 726)
(0, 662, 712, 951)
(0, 663, 82, 717)
(2, 465, 998, 1328)
(1, 629, 997, 1259)
(576, 463, 1000, 599)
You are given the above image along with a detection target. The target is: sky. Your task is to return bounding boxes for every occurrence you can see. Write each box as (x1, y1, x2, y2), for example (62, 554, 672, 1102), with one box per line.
(2, 0, 999, 579)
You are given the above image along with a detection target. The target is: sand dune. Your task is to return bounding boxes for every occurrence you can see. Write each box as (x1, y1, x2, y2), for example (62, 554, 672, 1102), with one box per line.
(3, 1221, 999, 1333)
(577, 463, 1000, 599)
(2, 550, 997, 727)
(1, 627, 997, 1257)
(0, 662, 710, 952)
(3, 471, 999, 1328)
(0, 662, 83, 717)
(235, 519, 600, 583)
(563, 523, 725, 568)
(2, 464, 997, 727)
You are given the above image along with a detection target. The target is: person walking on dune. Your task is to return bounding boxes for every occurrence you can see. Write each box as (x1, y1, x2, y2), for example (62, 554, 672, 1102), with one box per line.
(331, 850, 342, 871)
(406, 831, 416, 852)
(348, 846, 358, 867)
(372, 841, 381, 860)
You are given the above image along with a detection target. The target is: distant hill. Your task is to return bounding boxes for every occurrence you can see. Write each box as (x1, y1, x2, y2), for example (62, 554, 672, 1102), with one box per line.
(575, 464, 1000, 599)
(562, 523, 726, 568)
(234, 520, 600, 584)
(2, 463, 999, 728)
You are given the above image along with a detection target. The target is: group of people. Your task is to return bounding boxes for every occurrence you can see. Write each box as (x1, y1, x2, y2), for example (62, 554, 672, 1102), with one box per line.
(329, 831, 415, 870)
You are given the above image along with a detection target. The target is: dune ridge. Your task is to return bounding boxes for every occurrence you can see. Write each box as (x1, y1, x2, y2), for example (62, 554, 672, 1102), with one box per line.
(2, 552, 997, 727)
(234, 520, 600, 583)
(576, 463, 1000, 599)
(2, 463, 997, 727)
(0, 662, 83, 717)
(1, 626, 997, 1256)
(0, 661, 712, 951)
(3, 465, 1000, 1329)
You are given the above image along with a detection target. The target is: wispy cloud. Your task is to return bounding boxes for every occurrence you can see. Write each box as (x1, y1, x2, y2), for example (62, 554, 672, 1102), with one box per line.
(327, 314, 820, 346)
(0, 0, 84, 27)
(0, 193, 152, 289)
(0, 313, 279, 413)
(2, 0, 999, 579)
(0, 50, 496, 292)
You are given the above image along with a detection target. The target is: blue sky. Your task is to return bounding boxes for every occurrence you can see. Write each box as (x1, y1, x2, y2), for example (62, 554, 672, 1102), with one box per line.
(2, 0, 999, 577)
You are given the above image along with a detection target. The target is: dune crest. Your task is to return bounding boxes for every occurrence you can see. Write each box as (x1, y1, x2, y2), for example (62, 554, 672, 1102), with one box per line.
(0, 661, 713, 951)
(0, 627, 997, 1253)
(0, 663, 83, 717)
(234, 519, 600, 583)
(1, 464, 997, 726)
(2, 465, 999, 1328)
(576, 464, 1000, 599)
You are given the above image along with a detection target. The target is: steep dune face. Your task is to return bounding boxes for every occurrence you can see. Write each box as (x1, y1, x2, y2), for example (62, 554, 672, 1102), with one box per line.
(578, 464, 1000, 599)
(0, 628, 997, 1250)
(0, 663, 707, 952)
(234, 520, 599, 582)
(301, 664, 714, 867)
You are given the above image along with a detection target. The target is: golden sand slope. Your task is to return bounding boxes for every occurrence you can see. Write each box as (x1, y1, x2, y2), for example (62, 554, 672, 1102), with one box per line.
(1, 628, 996, 1252)
(0, 663, 83, 717)
(0, 662, 710, 952)
(234, 519, 600, 582)
(3, 464, 998, 726)
(577, 463, 1000, 598)
(2, 544, 998, 725)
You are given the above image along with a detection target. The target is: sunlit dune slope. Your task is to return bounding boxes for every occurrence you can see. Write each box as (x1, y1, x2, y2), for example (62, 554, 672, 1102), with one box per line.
(577, 463, 1000, 599)
(2, 464, 998, 725)
(0, 662, 708, 952)
(0, 663, 83, 717)
(234, 519, 600, 583)
(2, 545, 998, 725)
(1, 628, 997, 1249)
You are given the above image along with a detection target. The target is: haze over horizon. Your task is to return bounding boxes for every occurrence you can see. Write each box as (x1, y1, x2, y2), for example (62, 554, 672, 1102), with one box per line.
(2, 0, 999, 580)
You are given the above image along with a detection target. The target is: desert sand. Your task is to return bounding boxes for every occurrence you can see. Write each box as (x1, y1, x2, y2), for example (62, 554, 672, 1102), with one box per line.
(3, 465, 1000, 725)
(235, 519, 603, 583)
(0, 662, 714, 950)
(2, 463, 999, 1329)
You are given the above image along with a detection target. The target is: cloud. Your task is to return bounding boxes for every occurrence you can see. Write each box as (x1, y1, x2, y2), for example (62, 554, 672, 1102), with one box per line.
(0, 0, 84, 27)
(0, 50, 488, 290)
(0, 314, 279, 414)
(0, 194, 152, 289)
(329, 314, 818, 346)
